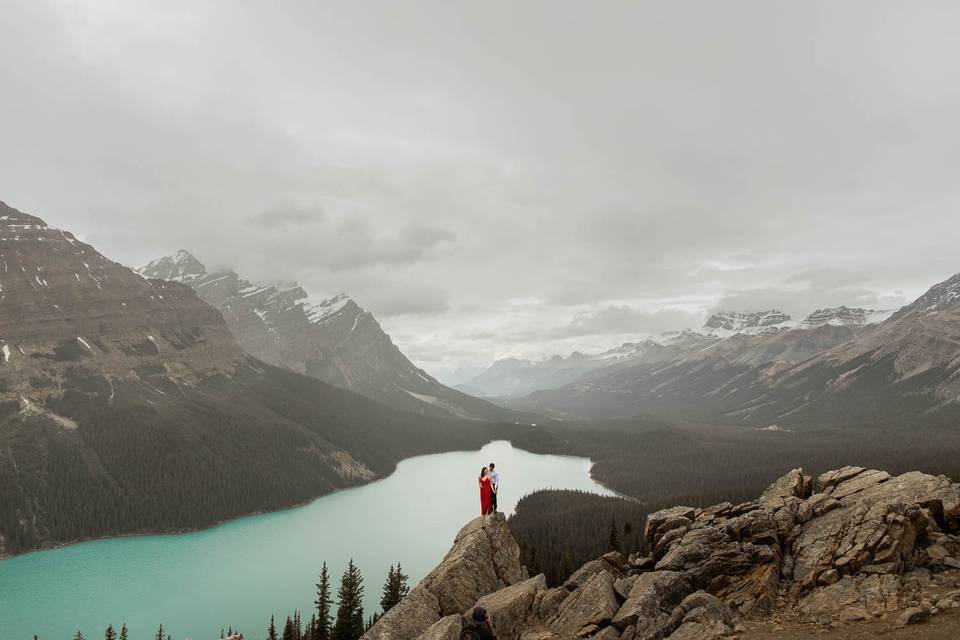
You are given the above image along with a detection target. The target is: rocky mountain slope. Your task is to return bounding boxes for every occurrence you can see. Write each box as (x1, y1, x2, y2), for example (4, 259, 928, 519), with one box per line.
(363, 466, 960, 639)
(0, 202, 502, 557)
(500, 286, 959, 428)
(140, 251, 521, 421)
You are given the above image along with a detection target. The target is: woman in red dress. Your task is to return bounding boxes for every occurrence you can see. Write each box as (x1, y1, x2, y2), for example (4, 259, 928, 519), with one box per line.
(479, 467, 493, 515)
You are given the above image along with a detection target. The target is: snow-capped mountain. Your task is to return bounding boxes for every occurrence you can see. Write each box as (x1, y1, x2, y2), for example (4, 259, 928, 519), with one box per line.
(141, 251, 520, 421)
(702, 310, 796, 337)
(510, 272, 960, 428)
(798, 306, 894, 329)
(891, 271, 960, 317)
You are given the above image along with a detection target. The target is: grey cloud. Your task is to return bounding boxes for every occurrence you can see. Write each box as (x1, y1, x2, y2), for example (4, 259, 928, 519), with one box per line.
(3, 0, 960, 371)
(246, 205, 325, 228)
(558, 306, 701, 340)
(712, 287, 909, 320)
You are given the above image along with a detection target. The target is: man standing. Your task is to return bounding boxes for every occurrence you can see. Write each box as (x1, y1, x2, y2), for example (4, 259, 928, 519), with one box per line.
(488, 463, 500, 512)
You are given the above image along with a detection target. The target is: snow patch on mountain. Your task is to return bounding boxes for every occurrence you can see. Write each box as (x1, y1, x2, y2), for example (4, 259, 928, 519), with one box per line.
(799, 306, 895, 329)
(702, 310, 797, 337)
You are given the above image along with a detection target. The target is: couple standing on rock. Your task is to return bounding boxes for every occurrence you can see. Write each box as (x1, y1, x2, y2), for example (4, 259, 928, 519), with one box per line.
(479, 463, 500, 516)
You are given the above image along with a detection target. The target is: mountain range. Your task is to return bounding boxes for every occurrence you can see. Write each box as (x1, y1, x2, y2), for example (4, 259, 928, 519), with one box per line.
(466, 292, 960, 429)
(0, 201, 521, 557)
(139, 251, 516, 422)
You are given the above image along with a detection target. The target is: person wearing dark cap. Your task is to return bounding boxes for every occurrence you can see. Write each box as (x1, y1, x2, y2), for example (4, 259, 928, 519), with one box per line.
(460, 606, 497, 640)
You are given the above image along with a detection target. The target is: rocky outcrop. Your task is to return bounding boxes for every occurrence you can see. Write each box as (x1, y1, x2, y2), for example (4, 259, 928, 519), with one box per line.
(363, 513, 527, 640)
(373, 466, 960, 640)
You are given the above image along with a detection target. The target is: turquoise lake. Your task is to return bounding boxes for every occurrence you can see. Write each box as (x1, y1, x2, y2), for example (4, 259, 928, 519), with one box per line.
(0, 440, 614, 640)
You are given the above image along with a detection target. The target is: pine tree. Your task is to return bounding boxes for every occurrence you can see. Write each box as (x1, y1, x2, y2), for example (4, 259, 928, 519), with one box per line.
(379, 563, 410, 614)
(74, 632, 85, 640)
(332, 559, 365, 640)
(608, 519, 620, 551)
(305, 613, 318, 640)
(119, 623, 128, 640)
(268, 615, 278, 640)
(315, 562, 332, 640)
(282, 615, 296, 640)
(294, 610, 302, 640)
(105, 624, 117, 640)
(155, 625, 165, 640)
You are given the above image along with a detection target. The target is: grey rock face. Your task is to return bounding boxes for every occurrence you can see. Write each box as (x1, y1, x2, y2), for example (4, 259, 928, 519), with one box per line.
(475, 575, 548, 640)
(416, 615, 463, 640)
(364, 513, 525, 640)
(610, 570, 691, 633)
(551, 570, 620, 637)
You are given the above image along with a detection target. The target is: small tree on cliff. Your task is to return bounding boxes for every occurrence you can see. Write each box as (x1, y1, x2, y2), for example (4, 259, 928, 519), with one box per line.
(267, 615, 278, 640)
(332, 559, 365, 640)
(104, 624, 117, 640)
(119, 623, 128, 640)
(379, 563, 410, 614)
(608, 519, 620, 552)
(154, 625, 165, 640)
(315, 562, 332, 640)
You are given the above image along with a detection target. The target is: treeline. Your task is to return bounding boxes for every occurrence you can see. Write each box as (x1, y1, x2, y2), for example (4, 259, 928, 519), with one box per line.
(62, 560, 410, 640)
(508, 490, 649, 586)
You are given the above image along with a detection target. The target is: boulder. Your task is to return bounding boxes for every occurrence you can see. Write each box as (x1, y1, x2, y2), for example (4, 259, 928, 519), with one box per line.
(601, 551, 627, 569)
(666, 591, 738, 640)
(760, 468, 811, 506)
(564, 559, 623, 591)
(551, 570, 620, 637)
(519, 629, 567, 640)
(610, 570, 691, 633)
(475, 575, 548, 640)
(644, 506, 697, 547)
(590, 627, 620, 640)
(533, 587, 569, 621)
(416, 615, 463, 640)
(896, 606, 928, 627)
(364, 585, 441, 640)
(798, 573, 902, 621)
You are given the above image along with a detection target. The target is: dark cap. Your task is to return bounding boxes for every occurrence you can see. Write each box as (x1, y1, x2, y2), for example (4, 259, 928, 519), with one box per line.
(471, 606, 487, 622)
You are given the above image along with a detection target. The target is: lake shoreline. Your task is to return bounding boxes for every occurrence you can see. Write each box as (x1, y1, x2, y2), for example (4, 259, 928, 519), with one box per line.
(0, 437, 611, 562)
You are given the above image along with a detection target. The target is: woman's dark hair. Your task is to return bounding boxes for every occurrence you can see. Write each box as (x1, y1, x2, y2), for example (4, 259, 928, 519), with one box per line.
(479, 467, 488, 479)
(472, 606, 487, 622)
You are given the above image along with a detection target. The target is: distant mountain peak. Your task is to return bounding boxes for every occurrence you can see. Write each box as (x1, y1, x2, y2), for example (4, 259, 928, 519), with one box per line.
(140, 250, 208, 283)
(800, 306, 894, 329)
(0, 201, 49, 228)
(898, 271, 960, 316)
(703, 310, 795, 337)
(306, 292, 361, 324)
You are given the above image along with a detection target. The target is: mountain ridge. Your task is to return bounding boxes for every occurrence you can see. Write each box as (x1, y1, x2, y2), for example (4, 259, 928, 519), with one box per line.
(140, 250, 524, 422)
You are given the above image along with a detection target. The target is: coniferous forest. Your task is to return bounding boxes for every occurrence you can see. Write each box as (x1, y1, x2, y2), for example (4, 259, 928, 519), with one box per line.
(63, 559, 410, 640)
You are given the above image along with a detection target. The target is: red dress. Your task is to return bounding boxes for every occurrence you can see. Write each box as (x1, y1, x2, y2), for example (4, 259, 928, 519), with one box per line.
(479, 476, 493, 515)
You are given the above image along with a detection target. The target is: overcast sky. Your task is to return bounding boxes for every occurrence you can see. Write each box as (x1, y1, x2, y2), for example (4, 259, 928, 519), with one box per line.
(3, 1, 960, 382)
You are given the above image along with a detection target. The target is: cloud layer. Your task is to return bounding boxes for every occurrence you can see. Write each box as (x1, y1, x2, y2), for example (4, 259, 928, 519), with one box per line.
(2, 1, 959, 381)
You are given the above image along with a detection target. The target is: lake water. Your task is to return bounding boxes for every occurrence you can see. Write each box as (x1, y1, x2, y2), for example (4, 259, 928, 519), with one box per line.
(0, 440, 614, 640)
